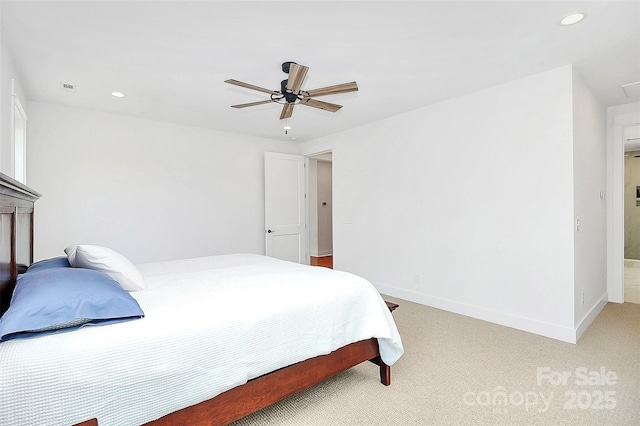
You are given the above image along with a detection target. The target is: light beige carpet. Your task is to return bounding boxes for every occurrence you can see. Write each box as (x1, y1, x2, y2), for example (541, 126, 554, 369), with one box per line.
(231, 298, 639, 426)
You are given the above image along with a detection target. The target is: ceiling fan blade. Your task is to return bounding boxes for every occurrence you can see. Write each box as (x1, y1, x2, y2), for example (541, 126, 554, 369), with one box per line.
(286, 63, 309, 94)
(225, 79, 279, 95)
(304, 82, 358, 98)
(231, 100, 275, 108)
(280, 103, 295, 120)
(300, 98, 343, 113)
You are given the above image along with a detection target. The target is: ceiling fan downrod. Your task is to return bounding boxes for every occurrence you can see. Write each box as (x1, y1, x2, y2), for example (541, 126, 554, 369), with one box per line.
(281, 61, 296, 74)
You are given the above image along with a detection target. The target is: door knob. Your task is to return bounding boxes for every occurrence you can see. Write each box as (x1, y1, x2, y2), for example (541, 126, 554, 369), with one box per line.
(267, 229, 273, 233)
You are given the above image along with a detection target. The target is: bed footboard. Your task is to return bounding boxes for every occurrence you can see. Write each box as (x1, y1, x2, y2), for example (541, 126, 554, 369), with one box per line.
(73, 338, 388, 426)
(145, 338, 385, 426)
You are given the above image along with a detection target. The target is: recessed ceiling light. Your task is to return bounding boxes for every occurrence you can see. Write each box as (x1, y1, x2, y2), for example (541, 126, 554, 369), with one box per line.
(111, 91, 126, 98)
(560, 12, 587, 26)
(283, 125, 292, 130)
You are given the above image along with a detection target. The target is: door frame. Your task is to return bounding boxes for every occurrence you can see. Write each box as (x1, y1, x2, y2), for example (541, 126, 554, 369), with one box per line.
(607, 106, 640, 303)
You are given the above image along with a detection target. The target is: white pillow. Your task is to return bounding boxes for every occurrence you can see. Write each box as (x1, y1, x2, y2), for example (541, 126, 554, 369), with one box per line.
(64, 245, 146, 292)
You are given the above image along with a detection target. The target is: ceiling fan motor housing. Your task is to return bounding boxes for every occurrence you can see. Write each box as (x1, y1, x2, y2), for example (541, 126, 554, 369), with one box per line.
(281, 80, 299, 103)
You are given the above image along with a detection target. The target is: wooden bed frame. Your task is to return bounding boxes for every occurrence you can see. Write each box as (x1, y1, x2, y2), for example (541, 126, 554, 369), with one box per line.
(0, 172, 40, 315)
(0, 173, 392, 426)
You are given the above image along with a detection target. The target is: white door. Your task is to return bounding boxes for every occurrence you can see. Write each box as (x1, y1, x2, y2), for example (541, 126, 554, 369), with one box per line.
(264, 152, 307, 263)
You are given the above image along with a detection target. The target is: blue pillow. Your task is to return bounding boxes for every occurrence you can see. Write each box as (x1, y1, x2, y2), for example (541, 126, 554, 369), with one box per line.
(26, 256, 71, 273)
(0, 268, 144, 342)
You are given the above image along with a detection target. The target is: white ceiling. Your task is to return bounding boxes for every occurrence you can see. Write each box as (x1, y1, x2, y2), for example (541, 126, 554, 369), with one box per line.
(2, 1, 639, 143)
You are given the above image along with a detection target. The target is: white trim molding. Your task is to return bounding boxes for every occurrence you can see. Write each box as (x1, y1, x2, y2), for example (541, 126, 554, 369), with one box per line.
(11, 79, 28, 184)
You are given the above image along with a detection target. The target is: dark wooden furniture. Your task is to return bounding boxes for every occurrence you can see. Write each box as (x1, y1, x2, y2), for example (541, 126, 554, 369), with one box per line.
(0, 172, 40, 316)
(0, 175, 393, 426)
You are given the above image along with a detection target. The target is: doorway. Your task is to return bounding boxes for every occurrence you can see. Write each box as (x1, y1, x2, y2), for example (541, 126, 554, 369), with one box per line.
(308, 152, 333, 269)
(609, 108, 640, 303)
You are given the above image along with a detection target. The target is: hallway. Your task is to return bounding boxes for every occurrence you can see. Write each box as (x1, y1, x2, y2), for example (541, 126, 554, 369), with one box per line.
(310, 256, 333, 269)
(624, 260, 640, 304)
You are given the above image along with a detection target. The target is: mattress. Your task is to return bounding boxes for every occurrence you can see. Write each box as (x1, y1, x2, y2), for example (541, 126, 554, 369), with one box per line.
(0, 254, 403, 426)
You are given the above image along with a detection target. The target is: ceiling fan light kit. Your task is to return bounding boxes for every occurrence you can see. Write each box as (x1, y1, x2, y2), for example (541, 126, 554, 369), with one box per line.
(225, 62, 358, 120)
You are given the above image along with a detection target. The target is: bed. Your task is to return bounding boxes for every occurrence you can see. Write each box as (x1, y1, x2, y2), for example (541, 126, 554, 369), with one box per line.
(0, 173, 403, 426)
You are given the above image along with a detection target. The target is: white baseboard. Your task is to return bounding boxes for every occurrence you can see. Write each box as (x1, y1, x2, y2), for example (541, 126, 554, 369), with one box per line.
(574, 293, 608, 342)
(374, 282, 582, 344)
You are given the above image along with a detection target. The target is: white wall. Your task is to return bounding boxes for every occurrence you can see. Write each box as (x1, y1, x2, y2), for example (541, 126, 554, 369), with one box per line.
(316, 160, 333, 256)
(27, 102, 298, 263)
(0, 3, 3, 158)
(309, 158, 333, 257)
(572, 69, 607, 338)
(0, 4, 4, 170)
(302, 66, 583, 341)
(308, 159, 319, 256)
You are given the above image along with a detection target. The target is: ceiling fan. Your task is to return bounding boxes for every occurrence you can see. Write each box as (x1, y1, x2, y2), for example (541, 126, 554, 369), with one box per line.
(225, 62, 358, 120)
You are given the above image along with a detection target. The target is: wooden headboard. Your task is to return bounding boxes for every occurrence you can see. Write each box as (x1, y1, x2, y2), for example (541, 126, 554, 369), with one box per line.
(0, 172, 40, 316)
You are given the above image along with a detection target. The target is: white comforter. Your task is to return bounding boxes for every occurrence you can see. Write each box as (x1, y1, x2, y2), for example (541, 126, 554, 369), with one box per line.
(0, 254, 403, 426)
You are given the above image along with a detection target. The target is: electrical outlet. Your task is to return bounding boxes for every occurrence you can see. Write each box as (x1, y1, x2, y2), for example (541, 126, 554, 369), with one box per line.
(581, 292, 585, 304)
(414, 274, 420, 284)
